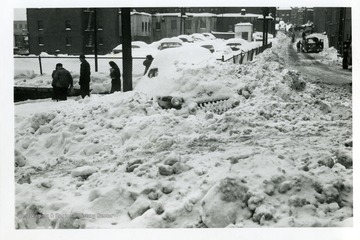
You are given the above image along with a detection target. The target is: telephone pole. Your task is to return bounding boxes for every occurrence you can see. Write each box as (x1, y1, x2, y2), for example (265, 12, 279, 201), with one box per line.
(121, 8, 133, 92)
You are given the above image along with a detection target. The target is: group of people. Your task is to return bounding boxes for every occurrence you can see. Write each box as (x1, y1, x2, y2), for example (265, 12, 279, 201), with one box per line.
(51, 53, 154, 101)
(51, 54, 93, 101)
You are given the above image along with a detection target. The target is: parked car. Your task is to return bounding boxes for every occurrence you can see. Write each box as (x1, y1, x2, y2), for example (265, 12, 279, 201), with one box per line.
(197, 40, 216, 53)
(301, 37, 324, 53)
(190, 33, 207, 42)
(178, 35, 194, 43)
(158, 38, 183, 50)
(202, 33, 216, 40)
(112, 41, 149, 54)
(225, 38, 251, 52)
(134, 45, 235, 110)
(252, 32, 274, 42)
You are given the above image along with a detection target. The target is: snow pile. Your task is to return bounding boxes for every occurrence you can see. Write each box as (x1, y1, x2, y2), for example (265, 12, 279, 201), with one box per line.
(14, 31, 352, 228)
(318, 47, 342, 66)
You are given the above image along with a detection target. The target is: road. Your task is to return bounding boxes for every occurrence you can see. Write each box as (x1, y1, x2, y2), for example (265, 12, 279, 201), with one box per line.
(287, 42, 352, 85)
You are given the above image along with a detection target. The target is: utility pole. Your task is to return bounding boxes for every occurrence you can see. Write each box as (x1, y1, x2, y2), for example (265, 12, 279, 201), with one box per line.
(180, 8, 185, 35)
(121, 8, 132, 92)
(261, 7, 270, 46)
(94, 8, 98, 72)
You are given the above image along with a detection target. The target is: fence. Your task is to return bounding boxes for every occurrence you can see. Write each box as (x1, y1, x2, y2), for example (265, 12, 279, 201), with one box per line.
(14, 55, 147, 76)
(221, 42, 272, 64)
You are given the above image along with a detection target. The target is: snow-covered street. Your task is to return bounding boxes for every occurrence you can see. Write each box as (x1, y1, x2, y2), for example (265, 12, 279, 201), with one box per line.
(13, 32, 353, 229)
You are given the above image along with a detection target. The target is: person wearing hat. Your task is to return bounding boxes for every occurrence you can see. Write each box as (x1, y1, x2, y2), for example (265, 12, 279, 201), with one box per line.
(79, 54, 91, 98)
(52, 63, 73, 101)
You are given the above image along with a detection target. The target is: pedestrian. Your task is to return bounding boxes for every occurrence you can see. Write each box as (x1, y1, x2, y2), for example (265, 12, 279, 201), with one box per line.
(296, 41, 301, 52)
(79, 54, 91, 98)
(52, 63, 73, 101)
(291, 31, 295, 43)
(143, 55, 154, 75)
(302, 30, 306, 40)
(51, 63, 61, 100)
(109, 61, 121, 93)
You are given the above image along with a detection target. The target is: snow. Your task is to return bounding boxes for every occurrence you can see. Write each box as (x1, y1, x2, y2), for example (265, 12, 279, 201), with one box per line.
(13, 32, 353, 229)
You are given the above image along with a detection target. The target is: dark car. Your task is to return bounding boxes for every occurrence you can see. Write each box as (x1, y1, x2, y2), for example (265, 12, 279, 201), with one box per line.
(301, 37, 324, 53)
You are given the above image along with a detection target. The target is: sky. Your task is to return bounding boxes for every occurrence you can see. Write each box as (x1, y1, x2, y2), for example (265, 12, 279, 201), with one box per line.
(14, 8, 26, 20)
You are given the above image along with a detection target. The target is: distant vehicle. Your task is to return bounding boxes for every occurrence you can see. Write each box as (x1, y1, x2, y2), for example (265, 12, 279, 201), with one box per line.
(301, 37, 324, 53)
(225, 38, 251, 51)
(112, 41, 149, 53)
(158, 38, 183, 50)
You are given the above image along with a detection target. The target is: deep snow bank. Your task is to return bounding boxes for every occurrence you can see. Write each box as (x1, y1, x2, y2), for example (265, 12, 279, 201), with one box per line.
(14, 32, 352, 228)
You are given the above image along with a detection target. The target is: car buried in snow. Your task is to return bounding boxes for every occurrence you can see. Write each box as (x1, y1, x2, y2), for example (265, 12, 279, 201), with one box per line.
(134, 45, 239, 113)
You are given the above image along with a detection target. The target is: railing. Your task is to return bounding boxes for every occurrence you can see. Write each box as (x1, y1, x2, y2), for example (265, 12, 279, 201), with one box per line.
(221, 42, 272, 64)
(13, 55, 147, 75)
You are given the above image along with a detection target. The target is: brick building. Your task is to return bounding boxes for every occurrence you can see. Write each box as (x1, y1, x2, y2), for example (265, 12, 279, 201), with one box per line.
(26, 8, 120, 55)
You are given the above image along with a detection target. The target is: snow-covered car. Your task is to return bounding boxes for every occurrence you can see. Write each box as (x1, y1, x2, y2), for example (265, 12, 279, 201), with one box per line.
(134, 45, 235, 110)
(190, 33, 207, 42)
(202, 32, 216, 40)
(178, 35, 194, 43)
(158, 38, 183, 50)
(197, 40, 216, 53)
(225, 38, 251, 52)
(252, 32, 274, 42)
(112, 41, 149, 53)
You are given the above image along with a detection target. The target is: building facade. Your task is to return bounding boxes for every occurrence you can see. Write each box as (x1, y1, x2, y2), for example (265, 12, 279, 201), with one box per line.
(313, 7, 351, 49)
(26, 7, 277, 55)
(27, 8, 120, 55)
(14, 20, 29, 53)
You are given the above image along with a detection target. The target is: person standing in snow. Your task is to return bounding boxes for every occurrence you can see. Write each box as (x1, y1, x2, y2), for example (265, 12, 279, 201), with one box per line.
(79, 54, 91, 98)
(296, 41, 302, 52)
(51, 63, 61, 100)
(109, 61, 121, 93)
(52, 63, 73, 101)
(143, 55, 154, 75)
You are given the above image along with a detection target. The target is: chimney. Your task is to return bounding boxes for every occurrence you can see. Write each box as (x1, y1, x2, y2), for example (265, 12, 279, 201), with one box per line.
(241, 9, 246, 15)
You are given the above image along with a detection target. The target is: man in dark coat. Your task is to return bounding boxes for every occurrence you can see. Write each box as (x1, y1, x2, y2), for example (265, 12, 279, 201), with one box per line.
(79, 54, 91, 98)
(51, 63, 62, 100)
(143, 55, 154, 75)
(52, 63, 73, 101)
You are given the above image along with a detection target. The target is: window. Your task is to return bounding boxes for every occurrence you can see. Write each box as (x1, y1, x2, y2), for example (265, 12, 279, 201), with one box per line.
(145, 22, 148, 31)
(97, 20, 103, 30)
(65, 20, 71, 30)
(98, 37, 104, 46)
(242, 32, 248, 40)
(38, 36, 44, 46)
(148, 22, 150, 31)
(156, 22, 161, 30)
(142, 22, 145, 32)
(200, 19, 206, 28)
(38, 20, 44, 30)
(171, 20, 177, 30)
(19, 24, 22, 29)
(185, 20, 191, 29)
(66, 37, 72, 46)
